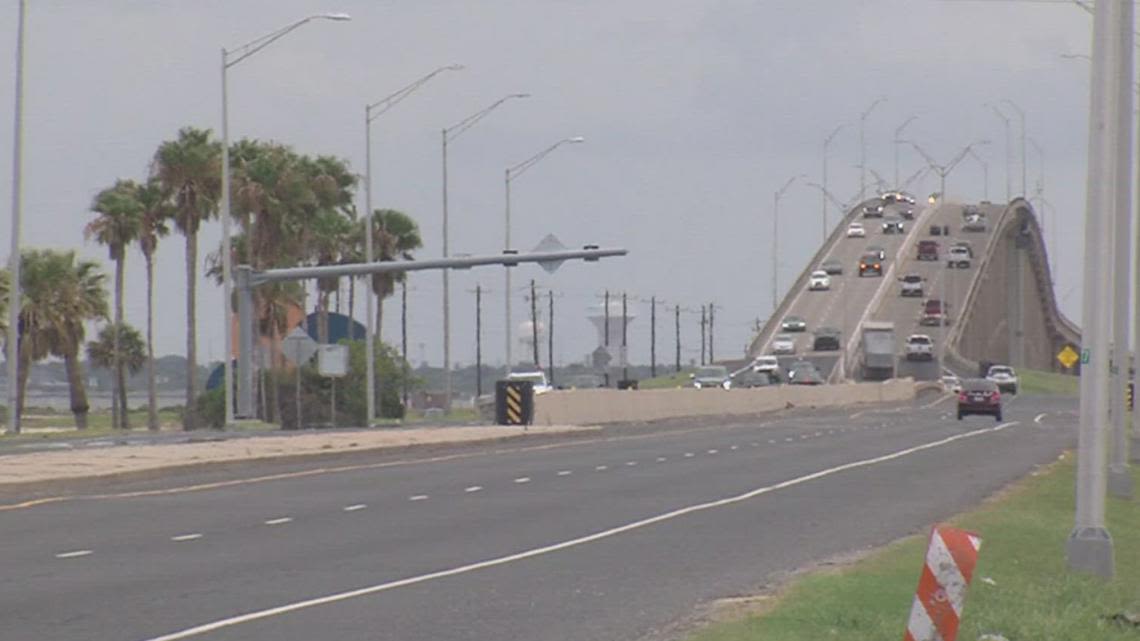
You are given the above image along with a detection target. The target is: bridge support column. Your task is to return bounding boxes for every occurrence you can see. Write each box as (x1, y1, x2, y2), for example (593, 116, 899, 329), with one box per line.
(1007, 231, 1025, 367)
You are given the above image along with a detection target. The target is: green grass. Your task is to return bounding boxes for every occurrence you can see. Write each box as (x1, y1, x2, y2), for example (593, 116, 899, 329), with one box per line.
(690, 455, 1140, 641)
(1019, 369, 1079, 396)
(639, 369, 695, 389)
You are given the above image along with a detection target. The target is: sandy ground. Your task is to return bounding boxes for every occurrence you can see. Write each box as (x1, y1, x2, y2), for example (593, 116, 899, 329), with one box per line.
(0, 424, 596, 486)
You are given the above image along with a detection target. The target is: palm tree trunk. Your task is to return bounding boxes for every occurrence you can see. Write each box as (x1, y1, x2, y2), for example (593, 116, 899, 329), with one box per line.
(114, 254, 129, 429)
(375, 294, 384, 345)
(145, 252, 159, 431)
(183, 231, 198, 431)
(16, 347, 30, 422)
(63, 346, 90, 430)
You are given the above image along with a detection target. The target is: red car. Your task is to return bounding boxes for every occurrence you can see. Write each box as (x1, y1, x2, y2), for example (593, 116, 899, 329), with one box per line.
(957, 379, 1003, 421)
(917, 240, 939, 261)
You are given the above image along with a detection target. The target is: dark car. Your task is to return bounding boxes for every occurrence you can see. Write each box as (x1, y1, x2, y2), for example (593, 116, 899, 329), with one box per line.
(862, 204, 884, 218)
(858, 253, 883, 277)
(812, 327, 841, 351)
(881, 218, 904, 234)
(957, 378, 1003, 421)
(731, 369, 773, 389)
(917, 240, 940, 261)
(820, 258, 844, 275)
(787, 360, 824, 385)
(930, 224, 943, 236)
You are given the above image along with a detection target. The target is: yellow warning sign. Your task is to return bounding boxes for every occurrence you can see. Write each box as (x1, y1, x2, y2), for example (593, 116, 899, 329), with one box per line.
(1057, 345, 1079, 369)
(505, 386, 522, 424)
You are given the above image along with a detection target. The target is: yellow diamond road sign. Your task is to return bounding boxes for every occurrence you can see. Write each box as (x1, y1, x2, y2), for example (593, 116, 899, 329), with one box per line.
(1057, 345, 1079, 369)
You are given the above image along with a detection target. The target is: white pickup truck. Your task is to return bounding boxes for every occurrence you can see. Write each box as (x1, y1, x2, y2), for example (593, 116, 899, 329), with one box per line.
(905, 334, 934, 361)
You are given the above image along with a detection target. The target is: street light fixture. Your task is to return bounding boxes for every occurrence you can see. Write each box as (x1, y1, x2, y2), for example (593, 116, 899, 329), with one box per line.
(821, 124, 847, 242)
(859, 96, 887, 201)
(503, 136, 585, 370)
(903, 139, 990, 200)
(361, 64, 464, 425)
(5, 0, 27, 434)
(441, 93, 530, 410)
(221, 12, 351, 426)
(772, 175, 806, 312)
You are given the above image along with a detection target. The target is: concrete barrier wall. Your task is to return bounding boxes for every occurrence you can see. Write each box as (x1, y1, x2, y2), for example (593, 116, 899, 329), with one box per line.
(532, 379, 916, 425)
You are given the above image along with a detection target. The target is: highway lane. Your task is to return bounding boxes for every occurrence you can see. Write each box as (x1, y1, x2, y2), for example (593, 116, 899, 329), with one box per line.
(0, 395, 1076, 641)
(756, 195, 937, 379)
(873, 202, 1004, 380)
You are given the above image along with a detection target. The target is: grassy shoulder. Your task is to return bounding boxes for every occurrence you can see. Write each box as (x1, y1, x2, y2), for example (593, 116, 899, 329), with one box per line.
(690, 454, 1140, 641)
(1018, 369, 1079, 396)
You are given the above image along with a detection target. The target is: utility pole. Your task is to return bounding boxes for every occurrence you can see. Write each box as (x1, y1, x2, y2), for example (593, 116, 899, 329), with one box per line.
(708, 302, 715, 363)
(548, 289, 555, 387)
(474, 284, 483, 398)
(401, 280, 408, 409)
(604, 289, 611, 387)
(700, 306, 707, 366)
(675, 304, 681, 373)
(530, 279, 539, 366)
(622, 292, 629, 382)
(650, 296, 657, 378)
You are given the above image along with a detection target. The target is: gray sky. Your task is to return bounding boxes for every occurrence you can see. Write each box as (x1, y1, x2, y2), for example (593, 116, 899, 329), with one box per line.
(0, 0, 1090, 370)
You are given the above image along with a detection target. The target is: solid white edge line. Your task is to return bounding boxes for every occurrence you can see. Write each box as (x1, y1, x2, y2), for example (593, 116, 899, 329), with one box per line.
(171, 534, 203, 542)
(138, 420, 1021, 641)
(408, 495, 429, 501)
(264, 517, 292, 526)
(55, 550, 93, 559)
(595, 465, 609, 470)
(343, 505, 367, 512)
(556, 470, 572, 476)
(513, 477, 531, 484)
(464, 486, 483, 493)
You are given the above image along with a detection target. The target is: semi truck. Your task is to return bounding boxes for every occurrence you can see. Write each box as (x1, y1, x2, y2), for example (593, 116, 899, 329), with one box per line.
(860, 321, 897, 380)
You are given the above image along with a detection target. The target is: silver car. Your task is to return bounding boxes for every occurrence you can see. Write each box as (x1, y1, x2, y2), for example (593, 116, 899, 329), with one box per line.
(772, 333, 796, 355)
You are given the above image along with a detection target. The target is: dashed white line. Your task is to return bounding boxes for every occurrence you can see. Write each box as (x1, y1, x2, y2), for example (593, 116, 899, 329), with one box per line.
(1034, 412, 1047, 425)
(408, 495, 430, 501)
(625, 461, 638, 467)
(799, 435, 809, 440)
(343, 504, 367, 512)
(730, 445, 739, 450)
(138, 421, 1022, 641)
(684, 452, 695, 458)
(264, 517, 293, 526)
(556, 470, 573, 476)
(813, 431, 822, 437)
(656, 456, 667, 462)
(55, 549, 92, 559)
(514, 477, 531, 484)
(707, 449, 719, 454)
(171, 533, 203, 542)
(464, 486, 483, 493)
(785, 437, 794, 442)
(768, 439, 777, 444)
(595, 465, 609, 470)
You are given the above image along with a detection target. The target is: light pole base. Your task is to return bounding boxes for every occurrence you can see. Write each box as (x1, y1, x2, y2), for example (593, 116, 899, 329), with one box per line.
(1108, 464, 1134, 499)
(1066, 527, 1114, 578)
(1130, 434, 1140, 464)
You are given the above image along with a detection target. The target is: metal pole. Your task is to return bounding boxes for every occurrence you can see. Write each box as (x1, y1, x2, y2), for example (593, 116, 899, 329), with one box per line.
(530, 279, 539, 365)
(650, 296, 657, 378)
(708, 303, 715, 362)
(236, 266, 255, 417)
(893, 115, 917, 189)
(1068, 0, 1116, 578)
(401, 280, 408, 408)
(363, 108, 376, 425)
(1109, 0, 1134, 499)
(604, 290, 611, 387)
(220, 49, 235, 425)
(859, 97, 885, 201)
(675, 304, 681, 373)
(441, 129, 452, 412)
(548, 289, 554, 387)
(700, 306, 707, 366)
(475, 284, 482, 398)
(6, 0, 27, 434)
(772, 190, 779, 312)
(621, 292, 628, 381)
(504, 169, 513, 371)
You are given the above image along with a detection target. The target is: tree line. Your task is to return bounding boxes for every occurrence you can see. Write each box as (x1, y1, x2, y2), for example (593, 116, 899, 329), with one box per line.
(3, 126, 422, 431)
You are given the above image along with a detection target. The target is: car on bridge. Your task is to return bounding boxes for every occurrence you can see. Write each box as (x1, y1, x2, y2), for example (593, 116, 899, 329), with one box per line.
(952, 239, 975, 258)
(862, 204, 884, 218)
(957, 378, 1003, 422)
(947, 245, 972, 269)
(986, 365, 1019, 394)
(750, 355, 781, 375)
(899, 206, 916, 220)
(812, 327, 841, 351)
(772, 333, 797, 355)
(820, 258, 844, 275)
(881, 218, 904, 234)
(881, 191, 916, 205)
(899, 273, 924, 297)
(859, 253, 884, 277)
(962, 213, 987, 233)
(690, 365, 731, 390)
(905, 334, 934, 361)
(846, 222, 867, 238)
(809, 270, 831, 291)
(917, 240, 940, 261)
(787, 360, 824, 385)
(781, 315, 808, 332)
(730, 369, 773, 389)
(919, 298, 951, 326)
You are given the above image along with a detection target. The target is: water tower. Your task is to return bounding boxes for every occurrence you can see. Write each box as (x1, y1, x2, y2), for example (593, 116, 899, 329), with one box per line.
(587, 298, 635, 367)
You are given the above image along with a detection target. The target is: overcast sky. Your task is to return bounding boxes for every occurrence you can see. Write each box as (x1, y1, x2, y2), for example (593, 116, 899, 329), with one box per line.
(0, 0, 1091, 370)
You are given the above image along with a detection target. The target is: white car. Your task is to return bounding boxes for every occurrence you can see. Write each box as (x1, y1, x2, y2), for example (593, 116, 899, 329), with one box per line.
(772, 333, 796, 355)
(986, 365, 1019, 394)
(751, 355, 780, 375)
(948, 246, 971, 269)
(905, 334, 934, 361)
(941, 375, 962, 394)
(808, 270, 831, 291)
(847, 222, 866, 238)
(506, 370, 553, 394)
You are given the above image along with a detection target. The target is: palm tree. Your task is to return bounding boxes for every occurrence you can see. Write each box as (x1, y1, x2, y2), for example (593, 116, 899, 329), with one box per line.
(367, 209, 423, 341)
(0, 268, 9, 336)
(152, 128, 221, 430)
(87, 179, 143, 429)
(87, 324, 147, 411)
(16, 250, 108, 428)
(135, 178, 171, 431)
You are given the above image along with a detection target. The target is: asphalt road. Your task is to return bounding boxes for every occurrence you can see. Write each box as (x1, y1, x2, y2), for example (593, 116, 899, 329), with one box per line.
(756, 197, 938, 380)
(0, 393, 1076, 641)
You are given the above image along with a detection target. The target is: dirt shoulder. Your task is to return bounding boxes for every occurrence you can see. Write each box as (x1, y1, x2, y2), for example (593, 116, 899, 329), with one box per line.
(0, 424, 595, 489)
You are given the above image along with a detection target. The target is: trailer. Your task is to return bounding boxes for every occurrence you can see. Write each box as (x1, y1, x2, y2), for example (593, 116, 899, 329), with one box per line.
(861, 321, 897, 380)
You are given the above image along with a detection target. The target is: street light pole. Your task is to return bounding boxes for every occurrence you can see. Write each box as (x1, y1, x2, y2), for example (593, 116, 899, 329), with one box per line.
(5, 0, 27, 434)
(893, 115, 918, 189)
(859, 97, 887, 201)
(822, 124, 846, 242)
(1002, 99, 1028, 197)
(987, 104, 1012, 203)
(220, 12, 351, 425)
(442, 94, 530, 409)
(504, 136, 585, 371)
(772, 175, 802, 312)
(363, 65, 463, 425)
(964, 148, 989, 201)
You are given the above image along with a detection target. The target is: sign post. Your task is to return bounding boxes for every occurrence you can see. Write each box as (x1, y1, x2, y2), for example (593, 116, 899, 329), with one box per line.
(282, 328, 318, 429)
(319, 344, 349, 426)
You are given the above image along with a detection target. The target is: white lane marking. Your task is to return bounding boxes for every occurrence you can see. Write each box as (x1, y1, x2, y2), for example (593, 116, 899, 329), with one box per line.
(707, 449, 719, 454)
(408, 495, 430, 502)
(684, 452, 695, 458)
(1034, 413, 1047, 425)
(813, 432, 822, 437)
(625, 461, 638, 466)
(556, 470, 572, 476)
(656, 457, 667, 462)
(343, 504, 367, 512)
(851, 411, 866, 419)
(464, 486, 483, 493)
(785, 437, 794, 442)
(595, 465, 609, 470)
(139, 421, 1022, 641)
(921, 394, 952, 410)
(171, 533, 203, 542)
(768, 439, 777, 444)
(799, 435, 809, 440)
(730, 445, 739, 450)
(55, 549, 93, 559)
(264, 517, 293, 526)
(513, 477, 531, 484)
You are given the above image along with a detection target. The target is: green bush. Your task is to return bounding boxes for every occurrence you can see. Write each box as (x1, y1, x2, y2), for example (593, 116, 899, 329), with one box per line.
(195, 386, 225, 429)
